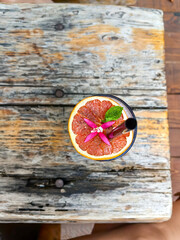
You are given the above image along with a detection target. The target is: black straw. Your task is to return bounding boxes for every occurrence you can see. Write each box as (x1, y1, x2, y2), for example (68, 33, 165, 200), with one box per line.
(108, 118, 137, 139)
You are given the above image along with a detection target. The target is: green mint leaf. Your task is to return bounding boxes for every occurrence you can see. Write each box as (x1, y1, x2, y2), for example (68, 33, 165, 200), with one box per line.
(105, 117, 114, 122)
(102, 106, 123, 123)
(101, 119, 106, 123)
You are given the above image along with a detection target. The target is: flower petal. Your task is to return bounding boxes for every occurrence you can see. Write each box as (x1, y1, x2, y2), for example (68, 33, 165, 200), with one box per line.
(84, 118, 97, 128)
(101, 121, 115, 129)
(99, 133, 111, 146)
(84, 132, 98, 143)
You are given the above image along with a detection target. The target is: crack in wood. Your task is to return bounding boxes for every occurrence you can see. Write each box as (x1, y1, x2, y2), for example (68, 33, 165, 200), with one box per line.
(0, 103, 167, 110)
(18, 208, 45, 212)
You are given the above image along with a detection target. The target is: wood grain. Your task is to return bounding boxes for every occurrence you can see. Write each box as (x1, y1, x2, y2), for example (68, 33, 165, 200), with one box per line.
(165, 32, 180, 62)
(0, 87, 167, 108)
(53, 0, 136, 5)
(137, 0, 180, 12)
(0, 4, 166, 109)
(163, 12, 180, 171)
(168, 95, 180, 128)
(163, 10, 180, 184)
(0, 106, 171, 222)
(0, 107, 170, 171)
(169, 129, 180, 157)
(0, 4, 171, 222)
(0, 169, 171, 223)
(164, 12, 180, 33)
(164, 12, 180, 62)
(166, 63, 180, 94)
(171, 157, 180, 200)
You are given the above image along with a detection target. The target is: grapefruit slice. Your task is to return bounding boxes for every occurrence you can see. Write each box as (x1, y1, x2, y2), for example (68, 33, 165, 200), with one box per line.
(68, 96, 133, 160)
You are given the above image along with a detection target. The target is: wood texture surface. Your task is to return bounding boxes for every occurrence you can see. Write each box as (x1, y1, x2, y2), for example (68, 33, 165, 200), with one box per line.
(163, 10, 180, 199)
(53, 0, 136, 5)
(165, 32, 180, 62)
(0, 107, 170, 170)
(0, 170, 171, 222)
(137, 0, 180, 12)
(168, 95, 180, 128)
(0, 87, 167, 108)
(171, 157, 180, 198)
(0, 4, 166, 109)
(166, 62, 180, 94)
(0, 3, 171, 222)
(169, 129, 180, 157)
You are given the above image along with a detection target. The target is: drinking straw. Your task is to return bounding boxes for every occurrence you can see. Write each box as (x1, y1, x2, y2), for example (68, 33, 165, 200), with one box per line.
(108, 118, 137, 139)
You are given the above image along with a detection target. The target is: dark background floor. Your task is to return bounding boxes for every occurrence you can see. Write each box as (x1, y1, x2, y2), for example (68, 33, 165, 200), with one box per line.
(0, 224, 40, 240)
(0, 0, 180, 239)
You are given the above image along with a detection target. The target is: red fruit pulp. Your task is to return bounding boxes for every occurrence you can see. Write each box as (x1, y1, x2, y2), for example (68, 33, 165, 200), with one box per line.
(72, 99, 129, 156)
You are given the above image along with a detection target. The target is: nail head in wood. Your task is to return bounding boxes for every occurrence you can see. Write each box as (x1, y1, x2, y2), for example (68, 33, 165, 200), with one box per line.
(55, 89, 64, 98)
(55, 179, 64, 188)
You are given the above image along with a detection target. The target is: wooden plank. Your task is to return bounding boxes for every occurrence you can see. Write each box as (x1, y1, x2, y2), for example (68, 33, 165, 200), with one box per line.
(164, 9, 180, 191)
(0, 106, 171, 221)
(164, 12, 180, 62)
(168, 95, 180, 128)
(0, 4, 171, 222)
(169, 128, 180, 157)
(137, 0, 180, 12)
(0, 87, 167, 108)
(0, 170, 171, 223)
(163, 9, 180, 178)
(53, 0, 136, 5)
(171, 157, 180, 200)
(164, 12, 180, 33)
(0, 4, 166, 108)
(166, 63, 180, 94)
(0, 107, 170, 171)
(165, 32, 180, 62)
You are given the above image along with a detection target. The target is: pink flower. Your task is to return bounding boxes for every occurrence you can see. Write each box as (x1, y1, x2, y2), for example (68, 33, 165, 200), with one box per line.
(84, 118, 115, 146)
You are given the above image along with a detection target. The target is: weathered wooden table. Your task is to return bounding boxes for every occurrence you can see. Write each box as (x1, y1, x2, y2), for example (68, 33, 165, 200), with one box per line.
(0, 3, 172, 222)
